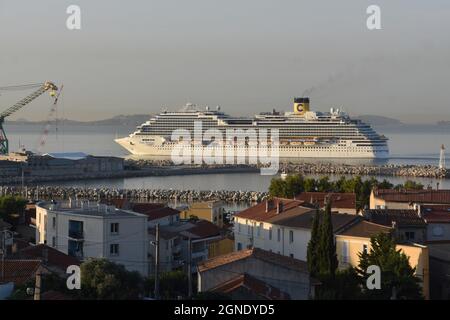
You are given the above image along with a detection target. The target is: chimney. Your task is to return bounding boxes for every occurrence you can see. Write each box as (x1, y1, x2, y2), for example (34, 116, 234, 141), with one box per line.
(391, 221, 397, 229)
(277, 201, 283, 214)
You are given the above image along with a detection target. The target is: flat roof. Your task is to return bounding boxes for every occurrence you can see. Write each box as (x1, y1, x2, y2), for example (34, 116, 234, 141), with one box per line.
(38, 201, 145, 218)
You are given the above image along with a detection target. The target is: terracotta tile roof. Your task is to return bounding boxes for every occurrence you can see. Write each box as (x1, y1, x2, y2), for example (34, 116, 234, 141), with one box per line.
(133, 204, 179, 221)
(131, 203, 165, 213)
(0, 260, 41, 285)
(210, 273, 291, 300)
(16, 244, 80, 271)
(365, 209, 427, 228)
(198, 248, 309, 273)
(373, 189, 450, 204)
(148, 228, 178, 240)
(295, 192, 356, 209)
(236, 199, 358, 231)
(421, 204, 450, 223)
(185, 220, 221, 238)
(337, 220, 393, 238)
(234, 198, 307, 222)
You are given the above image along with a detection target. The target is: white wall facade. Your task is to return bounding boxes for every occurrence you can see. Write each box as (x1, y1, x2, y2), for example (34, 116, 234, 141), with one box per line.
(36, 203, 149, 277)
(234, 216, 311, 261)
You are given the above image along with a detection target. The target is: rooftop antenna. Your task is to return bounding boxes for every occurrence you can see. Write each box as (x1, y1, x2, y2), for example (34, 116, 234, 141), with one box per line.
(439, 144, 446, 169)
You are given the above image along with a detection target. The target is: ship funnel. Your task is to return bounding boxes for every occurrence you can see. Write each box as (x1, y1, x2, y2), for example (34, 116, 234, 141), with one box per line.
(294, 97, 310, 115)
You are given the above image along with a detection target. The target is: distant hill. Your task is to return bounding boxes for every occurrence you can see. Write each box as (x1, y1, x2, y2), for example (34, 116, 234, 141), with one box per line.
(355, 115, 402, 126)
(6, 114, 150, 127)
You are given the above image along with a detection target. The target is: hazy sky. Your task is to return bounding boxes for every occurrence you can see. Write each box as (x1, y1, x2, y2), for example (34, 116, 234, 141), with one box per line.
(0, 0, 449, 123)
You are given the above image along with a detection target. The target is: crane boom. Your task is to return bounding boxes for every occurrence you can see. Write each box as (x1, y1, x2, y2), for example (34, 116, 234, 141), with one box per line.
(0, 81, 58, 155)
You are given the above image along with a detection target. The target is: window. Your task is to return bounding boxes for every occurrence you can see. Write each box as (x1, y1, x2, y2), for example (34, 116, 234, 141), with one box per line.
(110, 223, 119, 234)
(52, 217, 56, 229)
(237, 243, 242, 251)
(110, 244, 119, 256)
(269, 227, 272, 240)
(68, 240, 83, 258)
(238, 222, 241, 233)
(342, 241, 349, 263)
(289, 230, 294, 243)
(405, 232, 415, 240)
(432, 226, 444, 237)
(257, 223, 262, 237)
(52, 236, 56, 248)
(289, 254, 294, 258)
(277, 228, 281, 242)
(68, 220, 83, 239)
(247, 224, 251, 235)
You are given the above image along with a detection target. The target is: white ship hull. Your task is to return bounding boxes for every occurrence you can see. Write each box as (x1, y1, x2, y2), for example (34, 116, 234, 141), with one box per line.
(115, 136, 389, 159)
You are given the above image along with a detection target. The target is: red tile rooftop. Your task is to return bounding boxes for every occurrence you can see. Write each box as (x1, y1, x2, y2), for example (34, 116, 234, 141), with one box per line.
(234, 198, 310, 222)
(235, 198, 359, 231)
(365, 209, 427, 227)
(198, 248, 309, 273)
(133, 204, 179, 221)
(17, 244, 80, 270)
(210, 273, 291, 300)
(0, 260, 42, 285)
(337, 220, 393, 238)
(295, 192, 356, 209)
(373, 189, 450, 204)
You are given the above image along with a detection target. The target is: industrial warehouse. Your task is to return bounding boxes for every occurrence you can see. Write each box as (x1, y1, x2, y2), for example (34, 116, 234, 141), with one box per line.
(0, 151, 124, 183)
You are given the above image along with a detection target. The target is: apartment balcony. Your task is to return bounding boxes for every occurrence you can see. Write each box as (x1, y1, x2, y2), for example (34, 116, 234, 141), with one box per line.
(191, 248, 208, 260)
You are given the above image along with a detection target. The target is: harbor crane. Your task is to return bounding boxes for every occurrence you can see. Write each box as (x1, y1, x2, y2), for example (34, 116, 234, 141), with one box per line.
(0, 82, 58, 155)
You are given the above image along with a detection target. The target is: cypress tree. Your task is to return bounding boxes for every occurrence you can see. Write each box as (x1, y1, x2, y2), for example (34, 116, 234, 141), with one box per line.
(307, 208, 321, 277)
(317, 199, 338, 278)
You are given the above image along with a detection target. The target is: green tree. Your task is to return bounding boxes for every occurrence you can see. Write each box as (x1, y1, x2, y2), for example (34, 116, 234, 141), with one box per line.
(268, 178, 287, 197)
(79, 258, 144, 300)
(0, 195, 27, 221)
(377, 179, 394, 189)
(316, 200, 338, 278)
(356, 233, 423, 300)
(315, 268, 362, 300)
(145, 270, 189, 300)
(303, 178, 317, 192)
(307, 208, 321, 277)
(317, 176, 332, 192)
(284, 174, 304, 197)
(403, 180, 424, 190)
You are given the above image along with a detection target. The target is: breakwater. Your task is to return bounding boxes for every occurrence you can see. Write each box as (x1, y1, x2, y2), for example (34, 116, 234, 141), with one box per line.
(278, 163, 448, 178)
(0, 186, 268, 202)
(126, 159, 448, 179)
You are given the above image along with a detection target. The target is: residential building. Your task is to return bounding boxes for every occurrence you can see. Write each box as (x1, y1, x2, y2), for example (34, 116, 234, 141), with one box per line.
(335, 219, 430, 299)
(428, 242, 450, 299)
(0, 260, 45, 299)
(419, 204, 450, 242)
(148, 219, 223, 274)
(208, 235, 234, 259)
(208, 273, 291, 300)
(370, 188, 450, 210)
(197, 248, 318, 300)
(181, 201, 225, 227)
(35, 200, 149, 277)
(233, 198, 359, 260)
(295, 192, 357, 214)
(364, 209, 427, 243)
(10, 244, 80, 277)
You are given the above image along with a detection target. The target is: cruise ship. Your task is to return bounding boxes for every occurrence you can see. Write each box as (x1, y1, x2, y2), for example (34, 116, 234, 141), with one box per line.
(115, 98, 389, 159)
